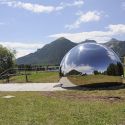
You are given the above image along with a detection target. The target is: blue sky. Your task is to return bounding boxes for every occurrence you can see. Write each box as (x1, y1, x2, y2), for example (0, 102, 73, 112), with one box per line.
(0, 0, 125, 58)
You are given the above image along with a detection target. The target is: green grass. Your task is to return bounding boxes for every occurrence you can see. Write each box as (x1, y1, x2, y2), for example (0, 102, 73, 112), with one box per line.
(0, 71, 59, 83)
(0, 66, 125, 83)
(0, 68, 125, 124)
(0, 90, 125, 125)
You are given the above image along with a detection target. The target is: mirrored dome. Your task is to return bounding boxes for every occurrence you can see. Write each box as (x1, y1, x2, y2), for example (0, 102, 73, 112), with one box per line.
(59, 43, 124, 87)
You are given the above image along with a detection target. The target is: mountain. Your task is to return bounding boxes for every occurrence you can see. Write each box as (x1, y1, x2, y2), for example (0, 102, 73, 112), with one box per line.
(104, 38, 125, 57)
(16, 38, 125, 65)
(16, 37, 76, 65)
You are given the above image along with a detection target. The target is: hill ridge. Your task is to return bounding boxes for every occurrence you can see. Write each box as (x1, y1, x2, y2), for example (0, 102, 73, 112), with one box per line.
(16, 38, 125, 65)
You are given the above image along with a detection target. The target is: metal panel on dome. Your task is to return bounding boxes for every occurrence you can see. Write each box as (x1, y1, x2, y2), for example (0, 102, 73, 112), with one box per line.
(59, 43, 124, 87)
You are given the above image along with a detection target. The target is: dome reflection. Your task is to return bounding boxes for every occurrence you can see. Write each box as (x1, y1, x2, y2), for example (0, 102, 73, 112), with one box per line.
(59, 43, 124, 87)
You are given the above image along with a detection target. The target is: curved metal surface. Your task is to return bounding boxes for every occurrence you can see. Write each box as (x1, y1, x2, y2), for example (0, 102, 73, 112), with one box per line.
(59, 43, 124, 87)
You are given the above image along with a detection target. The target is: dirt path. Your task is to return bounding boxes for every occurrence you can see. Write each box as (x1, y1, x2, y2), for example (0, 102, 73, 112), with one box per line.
(41, 91, 125, 102)
(0, 83, 65, 91)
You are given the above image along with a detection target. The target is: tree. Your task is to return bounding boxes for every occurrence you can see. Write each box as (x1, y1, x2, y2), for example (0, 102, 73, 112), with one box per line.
(107, 63, 116, 76)
(93, 70, 100, 75)
(0, 45, 15, 73)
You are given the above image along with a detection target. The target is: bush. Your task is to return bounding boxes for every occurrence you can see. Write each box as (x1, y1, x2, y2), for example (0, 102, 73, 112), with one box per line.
(0, 45, 15, 73)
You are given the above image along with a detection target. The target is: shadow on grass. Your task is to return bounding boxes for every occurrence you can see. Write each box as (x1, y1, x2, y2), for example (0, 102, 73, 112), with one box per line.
(61, 82, 125, 91)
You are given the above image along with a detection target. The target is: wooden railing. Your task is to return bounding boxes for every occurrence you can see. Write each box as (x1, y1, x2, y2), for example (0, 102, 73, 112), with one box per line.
(0, 68, 31, 83)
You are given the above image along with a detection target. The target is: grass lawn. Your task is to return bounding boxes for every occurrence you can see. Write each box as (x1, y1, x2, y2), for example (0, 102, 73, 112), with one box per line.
(1, 90, 125, 125)
(0, 68, 125, 124)
(0, 71, 59, 83)
(0, 66, 125, 83)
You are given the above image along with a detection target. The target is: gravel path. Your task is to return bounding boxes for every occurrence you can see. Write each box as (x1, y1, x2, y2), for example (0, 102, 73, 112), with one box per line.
(0, 83, 65, 91)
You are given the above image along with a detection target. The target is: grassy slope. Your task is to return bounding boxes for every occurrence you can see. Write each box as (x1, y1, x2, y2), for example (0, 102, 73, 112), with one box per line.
(0, 91, 125, 125)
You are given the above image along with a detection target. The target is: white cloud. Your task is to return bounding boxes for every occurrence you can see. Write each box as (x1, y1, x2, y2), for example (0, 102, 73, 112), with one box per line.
(73, 0, 84, 6)
(55, 6, 64, 11)
(60, 0, 84, 8)
(55, 0, 84, 11)
(65, 11, 101, 30)
(0, 0, 55, 13)
(0, 0, 84, 13)
(108, 24, 125, 34)
(50, 24, 125, 43)
(78, 11, 101, 22)
(75, 65, 94, 74)
(0, 41, 44, 58)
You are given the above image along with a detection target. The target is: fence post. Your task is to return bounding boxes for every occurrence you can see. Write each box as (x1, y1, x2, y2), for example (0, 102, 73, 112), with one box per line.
(7, 74, 9, 83)
(25, 70, 28, 82)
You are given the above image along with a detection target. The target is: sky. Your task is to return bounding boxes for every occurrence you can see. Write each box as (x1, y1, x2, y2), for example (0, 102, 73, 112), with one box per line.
(0, 0, 125, 58)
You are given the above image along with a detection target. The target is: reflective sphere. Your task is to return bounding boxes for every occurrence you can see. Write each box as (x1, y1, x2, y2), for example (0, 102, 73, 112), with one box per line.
(59, 43, 124, 87)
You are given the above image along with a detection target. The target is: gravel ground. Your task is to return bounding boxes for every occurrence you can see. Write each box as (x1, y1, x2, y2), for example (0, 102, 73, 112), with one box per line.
(0, 83, 65, 91)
